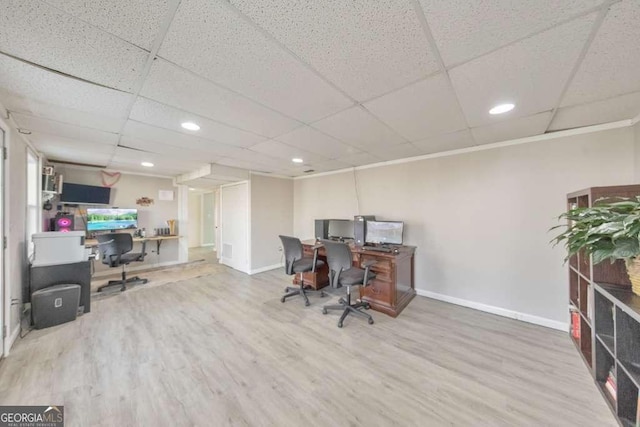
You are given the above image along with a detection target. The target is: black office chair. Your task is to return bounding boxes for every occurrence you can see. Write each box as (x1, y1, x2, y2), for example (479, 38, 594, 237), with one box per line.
(279, 235, 326, 306)
(97, 233, 148, 292)
(321, 239, 376, 328)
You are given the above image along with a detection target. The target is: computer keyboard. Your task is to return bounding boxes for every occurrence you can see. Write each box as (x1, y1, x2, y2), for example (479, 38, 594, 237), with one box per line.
(362, 246, 392, 253)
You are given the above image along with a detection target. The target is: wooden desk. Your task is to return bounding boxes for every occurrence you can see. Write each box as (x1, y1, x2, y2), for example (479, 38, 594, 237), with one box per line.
(85, 235, 180, 255)
(299, 240, 416, 317)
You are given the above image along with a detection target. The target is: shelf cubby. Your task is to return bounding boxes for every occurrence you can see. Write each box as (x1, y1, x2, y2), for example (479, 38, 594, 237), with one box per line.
(616, 366, 638, 426)
(595, 290, 615, 354)
(595, 339, 616, 409)
(570, 268, 579, 308)
(616, 307, 640, 388)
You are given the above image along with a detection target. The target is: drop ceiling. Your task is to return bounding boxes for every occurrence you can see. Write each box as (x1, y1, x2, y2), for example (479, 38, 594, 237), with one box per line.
(0, 0, 638, 181)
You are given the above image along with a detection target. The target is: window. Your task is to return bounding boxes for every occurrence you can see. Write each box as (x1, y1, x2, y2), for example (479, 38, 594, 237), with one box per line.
(26, 149, 39, 257)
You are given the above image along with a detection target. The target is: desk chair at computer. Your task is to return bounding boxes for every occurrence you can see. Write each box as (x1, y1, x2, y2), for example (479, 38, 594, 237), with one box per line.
(321, 239, 376, 328)
(279, 235, 326, 306)
(97, 233, 148, 292)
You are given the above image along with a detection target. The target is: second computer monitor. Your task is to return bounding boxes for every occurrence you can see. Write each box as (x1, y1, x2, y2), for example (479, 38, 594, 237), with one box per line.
(365, 221, 404, 245)
(327, 219, 354, 241)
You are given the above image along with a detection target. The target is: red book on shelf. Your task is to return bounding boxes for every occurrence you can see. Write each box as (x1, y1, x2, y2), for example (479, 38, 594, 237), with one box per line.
(571, 312, 580, 339)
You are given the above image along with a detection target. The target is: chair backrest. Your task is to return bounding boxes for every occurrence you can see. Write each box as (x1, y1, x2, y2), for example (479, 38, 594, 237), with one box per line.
(279, 235, 303, 275)
(320, 239, 353, 279)
(97, 233, 132, 265)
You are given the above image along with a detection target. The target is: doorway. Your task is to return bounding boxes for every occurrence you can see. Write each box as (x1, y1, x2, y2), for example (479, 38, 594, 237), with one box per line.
(220, 181, 249, 273)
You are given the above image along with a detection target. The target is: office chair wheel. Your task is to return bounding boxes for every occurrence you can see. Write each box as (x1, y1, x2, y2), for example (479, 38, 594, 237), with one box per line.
(305, 300, 310, 307)
(322, 308, 327, 315)
(364, 303, 370, 310)
(337, 321, 343, 328)
(280, 297, 286, 303)
(368, 318, 374, 325)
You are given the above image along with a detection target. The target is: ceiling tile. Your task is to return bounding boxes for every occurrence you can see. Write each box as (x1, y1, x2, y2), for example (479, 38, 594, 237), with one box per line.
(412, 129, 475, 154)
(43, 0, 171, 50)
(370, 142, 422, 161)
(231, 0, 438, 101)
(111, 146, 205, 172)
(303, 159, 352, 173)
(420, 0, 603, 67)
(12, 112, 119, 146)
(275, 126, 361, 159)
(215, 157, 279, 174)
(449, 14, 596, 127)
(249, 140, 328, 164)
(159, 0, 352, 121)
(562, 1, 640, 107)
(470, 111, 552, 145)
(29, 132, 116, 156)
(311, 106, 406, 151)
(0, 0, 148, 91)
(120, 136, 222, 164)
(47, 150, 112, 166)
(339, 152, 384, 167)
(130, 97, 266, 148)
(4, 95, 123, 133)
(550, 91, 640, 131)
(122, 120, 244, 158)
(0, 54, 132, 119)
(364, 73, 467, 141)
(106, 160, 185, 177)
(140, 59, 300, 138)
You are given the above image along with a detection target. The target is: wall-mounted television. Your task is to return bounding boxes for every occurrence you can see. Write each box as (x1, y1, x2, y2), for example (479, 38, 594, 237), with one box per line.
(365, 221, 404, 245)
(60, 183, 111, 205)
(86, 208, 138, 232)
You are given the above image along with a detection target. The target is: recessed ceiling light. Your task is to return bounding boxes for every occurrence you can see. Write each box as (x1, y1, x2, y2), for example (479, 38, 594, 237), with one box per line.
(292, 158, 304, 163)
(181, 122, 200, 131)
(489, 103, 515, 115)
(141, 162, 154, 167)
(189, 188, 195, 191)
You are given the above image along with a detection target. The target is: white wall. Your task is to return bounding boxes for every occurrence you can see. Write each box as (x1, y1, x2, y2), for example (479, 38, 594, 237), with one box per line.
(294, 126, 637, 328)
(188, 193, 201, 248)
(4, 124, 29, 351)
(54, 166, 181, 273)
(250, 174, 293, 273)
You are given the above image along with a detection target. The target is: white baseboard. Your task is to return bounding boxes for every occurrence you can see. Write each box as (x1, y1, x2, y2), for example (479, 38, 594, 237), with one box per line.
(415, 289, 568, 332)
(92, 260, 183, 278)
(5, 324, 20, 357)
(249, 263, 284, 275)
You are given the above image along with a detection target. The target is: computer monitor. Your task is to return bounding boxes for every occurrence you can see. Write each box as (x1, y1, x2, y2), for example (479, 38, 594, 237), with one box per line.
(365, 221, 404, 245)
(327, 219, 354, 240)
(86, 208, 138, 232)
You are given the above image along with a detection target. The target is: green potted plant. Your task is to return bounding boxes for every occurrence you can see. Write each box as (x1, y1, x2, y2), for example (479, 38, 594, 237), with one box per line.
(552, 196, 640, 295)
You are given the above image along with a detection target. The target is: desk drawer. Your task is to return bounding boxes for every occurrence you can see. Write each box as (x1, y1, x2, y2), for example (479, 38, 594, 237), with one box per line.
(362, 257, 392, 281)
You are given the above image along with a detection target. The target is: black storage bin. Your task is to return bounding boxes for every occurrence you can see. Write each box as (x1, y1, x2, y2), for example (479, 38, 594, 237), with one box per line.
(31, 284, 81, 329)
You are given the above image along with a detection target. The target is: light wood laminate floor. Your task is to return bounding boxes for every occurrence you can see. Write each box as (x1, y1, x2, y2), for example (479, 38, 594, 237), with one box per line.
(0, 263, 615, 426)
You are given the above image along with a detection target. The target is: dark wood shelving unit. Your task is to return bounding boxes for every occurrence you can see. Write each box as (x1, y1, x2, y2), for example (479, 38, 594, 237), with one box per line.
(565, 186, 640, 426)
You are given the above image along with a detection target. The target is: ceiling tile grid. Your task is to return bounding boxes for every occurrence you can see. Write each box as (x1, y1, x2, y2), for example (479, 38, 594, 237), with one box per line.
(249, 140, 328, 164)
(470, 111, 553, 145)
(121, 120, 246, 158)
(129, 97, 266, 148)
(230, 0, 439, 102)
(140, 59, 301, 138)
(0, 54, 132, 119)
(11, 112, 119, 146)
(370, 142, 423, 162)
(311, 106, 406, 152)
(275, 126, 362, 159)
(550, 90, 640, 131)
(119, 136, 223, 165)
(0, 0, 149, 92)
(561, 0, 640, 107)
(412, 129, 475, 155)
(420, 0, 604, 67)
(449, 13, 597, 128)
(158, 0, 352, 122)
(364, 73, 467, 141)
(42, 0, 171, 50)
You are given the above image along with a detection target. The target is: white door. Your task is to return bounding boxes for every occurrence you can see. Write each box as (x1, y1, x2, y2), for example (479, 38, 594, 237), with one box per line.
(220, 182, 249, 273)
(0, 125, 5, 357)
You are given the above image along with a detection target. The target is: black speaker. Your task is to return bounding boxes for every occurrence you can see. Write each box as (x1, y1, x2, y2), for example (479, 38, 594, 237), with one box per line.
(54, 214, 74, 232)
(354, 215, 376, 246)
(314, 219, 330, 240)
